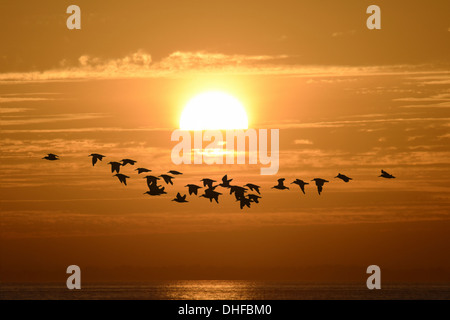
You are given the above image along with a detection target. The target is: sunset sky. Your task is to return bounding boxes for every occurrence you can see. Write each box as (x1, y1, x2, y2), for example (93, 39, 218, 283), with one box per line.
(1, 0, 449, 283)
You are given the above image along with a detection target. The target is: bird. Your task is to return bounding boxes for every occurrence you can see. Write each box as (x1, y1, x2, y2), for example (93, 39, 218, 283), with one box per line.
(291, 179, 309, 194)
(247, 194, 261, 203)
(311, 178, 329, 195)
(237, 196, 252, 209)
(335, 173, 352, 183)
(379, 170, 395, 179)
(144, 185, 167, 196)
(113, 173, 129, 186)
(89, 153, 105, 166)
(160, 174, 174, 185)
(200, 189, 222, 203)
(121, 159, 137, 166)
(144, 175, 160, 188)
(108, 161, 122, 173)
(230, 185, 247, 201)
(185, 184, 202, 196)
(244, 183, 261, 194)
(201, 178, 216, 188)
(135, 168, 151, 174)
(42, 153, 59, 161)
(172, 193, 188, 203)
(219, 175, 233, 188)
(272, 178, 289, 190)
(168, 170, 183, 175)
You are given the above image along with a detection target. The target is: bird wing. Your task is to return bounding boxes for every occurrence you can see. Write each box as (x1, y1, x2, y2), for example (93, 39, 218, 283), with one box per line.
(317, 184, 322, 195)
(300, 184, 305, 194)
(92, 156, 97, 166)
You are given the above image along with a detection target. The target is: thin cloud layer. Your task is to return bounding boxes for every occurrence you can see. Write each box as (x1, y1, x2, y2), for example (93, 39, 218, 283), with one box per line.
(0, 50, 448, 82)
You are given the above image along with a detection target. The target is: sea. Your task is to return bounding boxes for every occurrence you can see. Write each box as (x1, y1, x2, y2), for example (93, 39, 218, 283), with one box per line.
(1, 281, 449, 300)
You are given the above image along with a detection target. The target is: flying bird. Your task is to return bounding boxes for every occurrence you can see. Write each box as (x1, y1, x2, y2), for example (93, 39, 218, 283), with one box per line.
(229, 185, 247, 200)
(311, 178, 329, 195)
(291, 179, 309, 194)
(172, 193, 188, 203)
(335, 173, 352, 183)
(247, 194, 261, 204)
(108, 161, 122, 173)
(379, 170, 395, 179)
(237, 196, 252, 210)
(42, 153, 59, 161)
(89, 153, 105, 166)
(200, 189, 222, 203)
(168, 170, 183, 175)
(219, 175, 233, 188)
(244, 183, 261, 194)
(121, 159, 137, 166)
(272, 178, 289, 190)
(144, 185, 167, 196)
(113, 173, 129, 186)
(201, 178, 216, 189)
(144, 175, 160, 188)
(160, 174, 174, 185)
(185, 184, 202, 196)
(136, 168, 151, 174)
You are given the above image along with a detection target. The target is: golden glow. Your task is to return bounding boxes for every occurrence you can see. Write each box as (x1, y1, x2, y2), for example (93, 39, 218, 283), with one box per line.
(180, 91, 248, 130)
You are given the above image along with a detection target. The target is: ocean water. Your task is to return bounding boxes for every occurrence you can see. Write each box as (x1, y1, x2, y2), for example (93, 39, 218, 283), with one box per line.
(1, 281, 449, 300)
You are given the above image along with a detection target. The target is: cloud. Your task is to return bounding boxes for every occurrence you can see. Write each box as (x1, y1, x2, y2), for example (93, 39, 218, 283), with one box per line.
(0, 113, 106, 126)
(0, 97, 53, 104)
(265, 117, 450, 129)
(1, 126, 171, 134)
(0, 107, 33, 114)
(294, 139, 313, 145)
(0, 50, 448, 83)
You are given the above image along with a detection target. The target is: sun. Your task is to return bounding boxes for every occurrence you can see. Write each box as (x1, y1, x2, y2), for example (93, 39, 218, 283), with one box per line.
(180, 91, 248, 130)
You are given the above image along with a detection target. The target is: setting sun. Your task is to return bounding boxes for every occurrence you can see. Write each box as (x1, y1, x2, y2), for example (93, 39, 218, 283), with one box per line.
(180, 91, 248, 130)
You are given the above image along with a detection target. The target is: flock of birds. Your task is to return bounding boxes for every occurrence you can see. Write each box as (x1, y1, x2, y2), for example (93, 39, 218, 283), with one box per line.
(42, 153, 396, 210)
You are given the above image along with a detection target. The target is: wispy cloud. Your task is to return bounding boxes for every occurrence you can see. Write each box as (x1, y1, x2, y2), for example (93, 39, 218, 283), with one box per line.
(265, 117, 450, 129)
(294, 139, 313, 145)
(0, 50, 448, 83)
(0, 107, 33, 114)
(0, 97, 53, 104)
(0, 113, 106, 126)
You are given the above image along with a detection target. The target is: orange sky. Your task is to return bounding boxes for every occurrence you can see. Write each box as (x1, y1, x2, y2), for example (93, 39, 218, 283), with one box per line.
(0, 0, 449, 282)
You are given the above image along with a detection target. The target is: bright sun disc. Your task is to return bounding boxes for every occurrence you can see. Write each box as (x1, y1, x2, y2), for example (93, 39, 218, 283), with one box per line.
(180, 91, 248, 130)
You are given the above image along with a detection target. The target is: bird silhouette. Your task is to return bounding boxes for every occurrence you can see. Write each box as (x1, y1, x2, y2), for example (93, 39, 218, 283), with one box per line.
(237, 196, 252, 209)
(108, 161, 122, 173)
(200, 189, 222, 203)
(144, 175, 160, 188)
(335, 173, 352, 182)
(291, 179, 309, 194)
(88, 153, 105, 166)
(113, 173, 129, 185)
(144, 185, 166, 196)
(201, 178, 216, 188)
(272, 178, 289, 190)
(42, 153, 59, 161)
(229, 185, 247, 200)
(185, 184, 202, 195)
(244, 183, 261, 194)
(248, 194, 261, 203)
(219, 175, 233, 188)
(160, 174, 174, 185)
(121, 159, 137, 166)
(168, 170, 183, 175)
(379, 170, 395, 179)
(136, 168, 151, 174)
(172, 192, 188, 203)
(311, 178, 329, 195)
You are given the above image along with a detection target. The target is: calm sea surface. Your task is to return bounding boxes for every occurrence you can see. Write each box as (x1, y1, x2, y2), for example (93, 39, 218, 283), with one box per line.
(1, 281, 449, 300)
